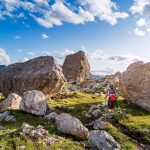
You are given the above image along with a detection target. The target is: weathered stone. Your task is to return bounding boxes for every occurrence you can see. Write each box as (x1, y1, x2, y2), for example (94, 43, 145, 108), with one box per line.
(88, 130, 120, 150)
(20, 123, 58, 144)
(20, 90, 48, 116)
(91, 109, 102, 118)
(0, 111, 16, 122)
(0, 56, 66, 97)
(0, 93, 22, 111)
(93, 118, 107, 130)
(119, 61, 150, 112)
(44, 112, 58, 120)
(56, 113, 89, 140)
(63, 51, 90, 83)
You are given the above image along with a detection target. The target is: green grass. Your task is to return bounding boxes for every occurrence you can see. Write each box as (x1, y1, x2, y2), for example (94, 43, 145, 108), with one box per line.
(0, 92, 150, 149)
(115, 98, 150, 144)
(105, 123, 137, 150)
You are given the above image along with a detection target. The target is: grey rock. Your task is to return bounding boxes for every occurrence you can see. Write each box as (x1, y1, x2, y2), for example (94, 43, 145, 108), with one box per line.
(0, 111, 16, 122)
(44, 112, 58, 120)
(0, 93, 22, 111)
(20, 123, 58, 144)
(93, 118, 107, 130)
(56, 113, 89, 140)
(91, 109, 102, 118)
(20, 90, 48, 116)
(88, 130, 120, 150)
(120, 61, 150, 112)
(0, 56, 66, 97)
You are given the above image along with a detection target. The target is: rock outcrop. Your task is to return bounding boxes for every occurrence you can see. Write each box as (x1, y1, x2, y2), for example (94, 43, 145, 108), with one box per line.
(20, 123, 58, 144)
(20, 90, 49, 116)
(62, 51, 90, 83)
(0, 93, 22, 111)
(88, 130, 120, 150)
(119, 61, 150, 112)
(0, 56, 66, 97)
(56, 113, 89, 140)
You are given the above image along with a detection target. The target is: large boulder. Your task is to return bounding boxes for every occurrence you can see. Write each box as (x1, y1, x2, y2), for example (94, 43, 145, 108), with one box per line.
(119, 61, 150, 112)
(62, 51, 90, 83)
(56, 113, 89, 140)
(20, 90, 48, 116)
(0, 93, 22, 111)
(0, 56, 66, 97)
(88, 130, 120, 150)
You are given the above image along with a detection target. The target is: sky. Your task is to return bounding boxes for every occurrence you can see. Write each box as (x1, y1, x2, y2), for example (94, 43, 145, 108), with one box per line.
(0, 0, 150, 75)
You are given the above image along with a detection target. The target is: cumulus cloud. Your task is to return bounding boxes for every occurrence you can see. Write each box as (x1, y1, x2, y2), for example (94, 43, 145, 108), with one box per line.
(41, 34, 49, 39)
(130, 0, 150, 36)
(55, 49, 75, 59)
(130, 0, 150, 15)
(0, 48, 10, 65)
(136, 18, 146, 27)
(0, 0, 128, 28)
(134, 28, 145, 36)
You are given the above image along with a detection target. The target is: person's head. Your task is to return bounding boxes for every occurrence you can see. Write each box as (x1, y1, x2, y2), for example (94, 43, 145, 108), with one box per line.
(109, 84, 114, 90)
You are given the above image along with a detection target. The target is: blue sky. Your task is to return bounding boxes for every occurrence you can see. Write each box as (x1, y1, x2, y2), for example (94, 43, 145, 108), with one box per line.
(0, 0, 150, 74)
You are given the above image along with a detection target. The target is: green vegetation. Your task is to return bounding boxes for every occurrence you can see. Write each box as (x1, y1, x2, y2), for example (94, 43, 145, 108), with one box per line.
(0, 92, 150, 149)
(116, 98, 150, 144)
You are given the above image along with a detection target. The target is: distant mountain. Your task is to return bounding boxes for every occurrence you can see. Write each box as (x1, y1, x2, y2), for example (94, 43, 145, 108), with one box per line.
(0, 65, 6, 70)
(90, 73, 105, 79)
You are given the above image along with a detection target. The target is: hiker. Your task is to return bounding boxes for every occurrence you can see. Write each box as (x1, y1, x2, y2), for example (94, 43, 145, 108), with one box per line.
(106, 84, 118, 113)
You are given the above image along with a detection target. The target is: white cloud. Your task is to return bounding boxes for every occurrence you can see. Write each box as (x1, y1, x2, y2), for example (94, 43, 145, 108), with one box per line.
(136, 18, 146, 27)
(33, 0, 49, 6)
(78, 0, 128, 25)
(55, 49, 75, 59)
(130, 0, 150, 14)
(130, 0, 150, 35)
(41, 34, 49, 39)
(14, 35, 21, 39)
(0, 48, 10, 65)
(134, 28, 145, 36)
(1, 0, 128, 28)
(91, 50, 141, 62)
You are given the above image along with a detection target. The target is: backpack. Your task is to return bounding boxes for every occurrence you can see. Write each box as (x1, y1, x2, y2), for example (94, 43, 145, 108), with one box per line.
(109, 94, 117, 102)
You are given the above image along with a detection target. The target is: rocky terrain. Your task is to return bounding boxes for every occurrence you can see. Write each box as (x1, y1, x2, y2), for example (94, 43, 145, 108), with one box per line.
(0, 51, 150, 150)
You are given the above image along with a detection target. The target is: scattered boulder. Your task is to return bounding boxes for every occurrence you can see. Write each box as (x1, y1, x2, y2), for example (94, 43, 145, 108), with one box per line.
(56, 113, 89, 140)
(44, 112, 58, 121)
(0, 93, 22, 111)
(0, 56, 66, 97)
(20, 90, 48, 116)
(62, 51, 90, 83)
(20, 123, 58, 144)
(0, 111, 16, 121)
(93, 118, 107, 130)
(86, 105, 102, 118)
(119, 61, 150, 112)
(88, 130, 120, 150)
